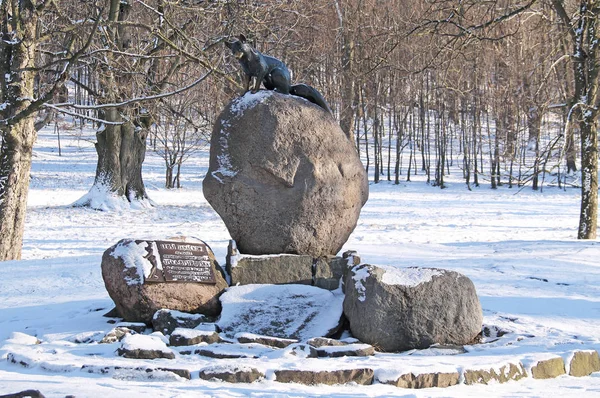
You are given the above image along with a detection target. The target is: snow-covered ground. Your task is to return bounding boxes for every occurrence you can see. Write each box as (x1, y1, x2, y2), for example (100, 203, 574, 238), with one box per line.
(0, 125, 599, 397)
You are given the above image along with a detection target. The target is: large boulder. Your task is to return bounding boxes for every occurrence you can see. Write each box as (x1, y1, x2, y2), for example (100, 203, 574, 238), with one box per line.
(203, 91, 368, 257)
(101, 237, 228, 324)
(344, 264, 482, 352)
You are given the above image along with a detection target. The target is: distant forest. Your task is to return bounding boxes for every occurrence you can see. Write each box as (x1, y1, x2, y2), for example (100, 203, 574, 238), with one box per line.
(1, 0, 598, 262)
(31, 1, 589, 191)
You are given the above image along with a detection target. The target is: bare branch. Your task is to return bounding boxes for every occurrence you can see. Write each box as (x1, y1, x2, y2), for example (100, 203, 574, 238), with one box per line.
(49, 69, 213, 110)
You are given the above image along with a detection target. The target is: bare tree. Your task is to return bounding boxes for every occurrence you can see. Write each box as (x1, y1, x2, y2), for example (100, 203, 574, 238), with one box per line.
(0, 0, 97, 260)
(67, 0, 219, 209)
(152, 90, 210, 189)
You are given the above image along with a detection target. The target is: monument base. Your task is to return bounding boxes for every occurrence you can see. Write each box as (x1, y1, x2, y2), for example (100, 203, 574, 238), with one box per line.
(226, 240, 360, 290)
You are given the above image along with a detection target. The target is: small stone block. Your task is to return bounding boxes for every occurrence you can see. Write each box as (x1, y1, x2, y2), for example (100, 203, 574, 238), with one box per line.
(390, 372, 460, 389)
(100, 327, 133, 344)
(169, 328, 221, 346)
(315, 344, 375, 358)
(531, 357, 566, 379)
(229, 253, 313, 286)
(116, 348, 175, 360)
(569, 351, 600, 377)
(464, 363, 527, 385)
(236, 333, 298, 349)
(313, 256, 348, 290)
(274, 368, 374, 385)
(226, 240, 238, 275)
(283, 343, 318, 358)
(152, 309, 214, 336)
(157, 368, 192, 380)
(115, 322, 146, 334)
(199, 366, 264, 383)
(306, 337, 347, 348)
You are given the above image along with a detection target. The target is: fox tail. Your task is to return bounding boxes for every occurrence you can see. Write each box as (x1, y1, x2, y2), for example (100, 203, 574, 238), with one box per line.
(290, 83, 333, 115)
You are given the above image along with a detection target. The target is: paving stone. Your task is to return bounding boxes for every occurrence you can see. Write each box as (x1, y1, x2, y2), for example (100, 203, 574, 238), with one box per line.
(384, 372, 460, 389)
(464, 362, 527, 385)
(274, 368, 374, 385)
(531, 357, 566, 379)
(569, 350, 600, 377)
(199, 366, 264, 383)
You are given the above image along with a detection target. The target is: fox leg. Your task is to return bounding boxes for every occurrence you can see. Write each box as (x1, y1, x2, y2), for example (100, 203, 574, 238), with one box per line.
(241, 73, 251, 93)
(252, 72, 265, 93)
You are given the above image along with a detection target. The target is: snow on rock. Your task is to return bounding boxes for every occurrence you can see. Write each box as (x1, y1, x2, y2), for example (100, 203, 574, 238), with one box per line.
(169, 327, 220, 346)
(314, 343, 375, 358)
(120, 334, 170, 352)
(117, 334, 175, 360)
(229, 90, 273, 116)
(172, 327, 216, 339)
(6, 332, 41, 345)
(199, 364, 265, 383)
(191, 342, 275, 359)
(152, 308, 214, 335)
(351, 264, 371, 302)
(280, 343, 318, 358)
(110, 239, 152, 285)
(352, 265, 443, 302)
(148, 332, 170, 345)
(210, 91, 275, 183)
(379, 265, 443, 287)
(217, 284, 344, 341)
(235, 332, 298, 349)
(211, 126, 238, 183)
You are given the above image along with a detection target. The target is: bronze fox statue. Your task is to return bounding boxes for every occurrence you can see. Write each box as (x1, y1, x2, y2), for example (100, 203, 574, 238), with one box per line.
(225, 34, 332, 114)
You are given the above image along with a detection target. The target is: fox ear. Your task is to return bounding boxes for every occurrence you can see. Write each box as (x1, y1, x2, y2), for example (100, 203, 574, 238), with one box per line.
(225, 40, 233, 49)
(238, 34, 247, 43)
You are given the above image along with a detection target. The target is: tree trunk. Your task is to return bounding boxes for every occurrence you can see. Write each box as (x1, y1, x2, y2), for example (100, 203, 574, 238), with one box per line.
(0, 1, 38, 260)
(527, 108, 542, 190)
(339, 38, 357, 140)
(75, 108, 150, 208)
(0, 118, 36, 260)
(577, 116, 598, 239)
(565, 117, 577, 173)
(334, 0, 358, 141)
(549, 0, 599, 239)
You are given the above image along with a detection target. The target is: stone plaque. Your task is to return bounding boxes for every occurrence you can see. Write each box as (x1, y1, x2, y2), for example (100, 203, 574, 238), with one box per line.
(143, 240, 216, 284)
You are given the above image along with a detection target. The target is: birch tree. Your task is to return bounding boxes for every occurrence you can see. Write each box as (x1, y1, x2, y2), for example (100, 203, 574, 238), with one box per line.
(551, 0, 599, 238)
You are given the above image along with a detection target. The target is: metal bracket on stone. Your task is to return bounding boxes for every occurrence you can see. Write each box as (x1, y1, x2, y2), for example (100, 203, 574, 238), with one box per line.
(225, 240, 361, 290)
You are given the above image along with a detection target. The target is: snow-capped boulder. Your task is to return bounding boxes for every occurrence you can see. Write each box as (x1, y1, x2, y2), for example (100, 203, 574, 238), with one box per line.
(117, 334, 175, 360)
(169, 327, 221, 346)
(101, 237, 228, 324)
(203, 91, 368, 257)
(344, 265, 482, 352)
(199, 365, 264, 383)
(217, 284, 344, 340)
